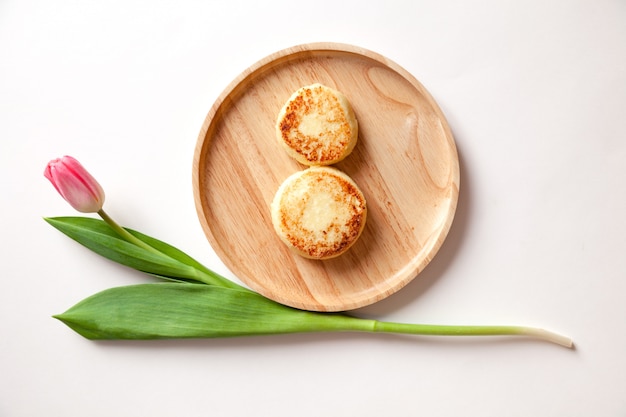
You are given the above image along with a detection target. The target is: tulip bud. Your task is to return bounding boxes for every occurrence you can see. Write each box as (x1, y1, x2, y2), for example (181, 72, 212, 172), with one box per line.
(44, 156, 105, 213)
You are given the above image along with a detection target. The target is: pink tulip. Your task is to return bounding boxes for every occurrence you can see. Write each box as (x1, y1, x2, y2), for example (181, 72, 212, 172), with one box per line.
(44, 156, 105, 213)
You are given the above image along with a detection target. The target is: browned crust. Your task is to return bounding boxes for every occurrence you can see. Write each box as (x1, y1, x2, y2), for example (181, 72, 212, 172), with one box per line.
(276, 84, 357, 165)
(272, 167, 367, 259)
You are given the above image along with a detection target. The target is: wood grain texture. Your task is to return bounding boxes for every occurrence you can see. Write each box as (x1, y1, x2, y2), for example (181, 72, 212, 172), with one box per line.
(193, 43, 460, 311)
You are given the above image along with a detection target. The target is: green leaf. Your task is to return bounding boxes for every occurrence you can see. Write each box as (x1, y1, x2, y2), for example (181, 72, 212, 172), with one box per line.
(54, 283, 372, 339)
(53, 283, 574, 346)
(44, 217, 205, 284)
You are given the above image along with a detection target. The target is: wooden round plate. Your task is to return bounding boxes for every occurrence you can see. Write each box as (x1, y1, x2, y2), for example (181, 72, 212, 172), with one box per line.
(193, 43, 460, 312)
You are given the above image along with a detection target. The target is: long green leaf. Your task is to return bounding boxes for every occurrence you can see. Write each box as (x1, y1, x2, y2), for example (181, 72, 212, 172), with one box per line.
(54, 283, 371, 339)
(44, 217, 205, 284)
(45, 216, 244, 289)
(53, 283, 573, 347)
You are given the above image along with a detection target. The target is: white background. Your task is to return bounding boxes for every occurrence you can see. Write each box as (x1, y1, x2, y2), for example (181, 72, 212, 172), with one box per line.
(1, 1, 625, 416)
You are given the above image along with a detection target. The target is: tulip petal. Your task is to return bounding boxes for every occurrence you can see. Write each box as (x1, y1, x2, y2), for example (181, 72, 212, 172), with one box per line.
(44, 156, 105, 213)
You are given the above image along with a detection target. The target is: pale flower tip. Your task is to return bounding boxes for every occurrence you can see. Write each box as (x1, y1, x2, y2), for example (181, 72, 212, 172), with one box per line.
(525, 327, 574, 348)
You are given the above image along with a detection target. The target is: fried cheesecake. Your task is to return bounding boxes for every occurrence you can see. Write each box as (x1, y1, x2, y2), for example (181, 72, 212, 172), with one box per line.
(271, 166, 367, 259)
(276, 83, 358, 166)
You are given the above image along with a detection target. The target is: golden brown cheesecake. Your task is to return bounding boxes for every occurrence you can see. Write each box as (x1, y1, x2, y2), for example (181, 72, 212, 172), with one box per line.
(276, 83, 358, 166)
(271, 166, 367, 259)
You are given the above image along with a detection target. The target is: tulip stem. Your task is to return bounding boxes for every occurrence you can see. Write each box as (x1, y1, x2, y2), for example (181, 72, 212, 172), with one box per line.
(97, 209, 163, 256)
(96, 210, 242, 289)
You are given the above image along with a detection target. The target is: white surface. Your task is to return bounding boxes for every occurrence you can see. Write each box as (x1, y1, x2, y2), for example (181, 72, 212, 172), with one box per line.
(1, 1, 625, 415)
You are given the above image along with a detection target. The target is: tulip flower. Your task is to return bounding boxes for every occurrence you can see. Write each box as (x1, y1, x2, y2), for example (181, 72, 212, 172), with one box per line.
(44, 155, 157, 254)
(44, 156, 105, 213)
(44, 155, 241, 289)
